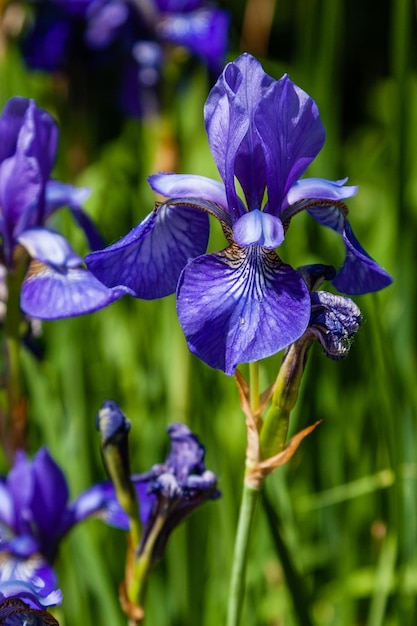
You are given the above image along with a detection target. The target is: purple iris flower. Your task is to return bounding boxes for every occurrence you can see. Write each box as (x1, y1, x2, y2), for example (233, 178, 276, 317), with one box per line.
(309, 291, 362, 359)
(21, 0, 229, 117)
(0, 580, 61, 625)
(96, 403, 220, 564)
(86, 53, 392, 375)
(0, 447, 123, 594)
(0, 97, 129, 319)
(298, 264, 362, 359)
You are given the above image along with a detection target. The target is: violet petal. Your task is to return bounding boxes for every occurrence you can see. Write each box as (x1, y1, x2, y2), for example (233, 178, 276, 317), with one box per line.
(333, 222, 393, 294)
(176, 245, 310, 374)
(20, 261, 129, 320)
(86, 203, 209, 298)
(255, 74, 325, 214)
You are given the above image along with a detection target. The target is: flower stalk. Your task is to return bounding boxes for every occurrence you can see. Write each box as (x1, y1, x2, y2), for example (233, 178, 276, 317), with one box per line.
(260, 336, 314, 461)
(96, 402, 144, 620)
(228, 327, 322, 625)
(226, 482, 261, 626)
(96, 404, 220, 624)
(227, 361, 262, 626)
(1, 249, 29, 460)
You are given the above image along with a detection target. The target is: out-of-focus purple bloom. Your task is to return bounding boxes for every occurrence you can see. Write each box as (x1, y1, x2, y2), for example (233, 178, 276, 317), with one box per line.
(86, 53, 392, 375)
(95, 405, 220, 564)
(0, 97, 129, 319)
(20, 0, 229, 117)
(0, 579, 61, 625)
(0, 447, 124, 593)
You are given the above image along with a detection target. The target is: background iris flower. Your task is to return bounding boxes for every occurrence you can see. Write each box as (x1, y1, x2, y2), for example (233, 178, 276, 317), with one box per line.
(0, 447, 125, 594)
(86, 53, 392, 374)
(96, 400, 220, 566)
(0, 96, 130, 320)
(20, 0, 229, 118)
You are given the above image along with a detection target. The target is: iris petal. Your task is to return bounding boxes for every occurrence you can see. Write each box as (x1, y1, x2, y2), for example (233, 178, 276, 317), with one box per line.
(0, 99, 58, 246)
(7, 452, 34, 537)
(69, 478, 157, 531)
(205, 74, 249, 219)
(284, 177, 358, 208)
(0, 98, 57, 179)
(255, 75, 325, 214)
(176, 245, 310, 375)
(20, 261, 129, 320)
(30, 449, 69, 544)
(0, 482, 14, 529)
(44, 180, 90, 214)
(45, 181, 104, 251)
(333, 222, 393, 294)
(17, 227, 83, 269)
(68, 481, 135, 530)
(297, 203, 393, 294)
(205, 53, 274, 213)
(233, 210, 284, 248)
(149, 173, 229, 211)
(0, 152, 43, 260)
(0, 580, 62, 608)
(165, 423, 205, 482)
(86, 203, 209, 298)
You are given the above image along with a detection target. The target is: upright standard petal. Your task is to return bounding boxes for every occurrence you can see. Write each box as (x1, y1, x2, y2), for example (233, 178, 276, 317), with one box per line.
(6, 452, 35, 538)
(0, 98, 57, 174)
(0, 483, 14, 530)
(164, 423, 205, 483)
(204, 53, 274, 215)
(255, 74, 325, 214)
(0, 99, 58, 259)
(176, 245, 310, 374)
(29, 449, 69, 551)
(86, 203, 209, 298)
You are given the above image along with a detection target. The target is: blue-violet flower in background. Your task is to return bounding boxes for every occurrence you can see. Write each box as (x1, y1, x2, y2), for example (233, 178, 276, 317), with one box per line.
(86, 53, 392, 375)
(0, 96, 129, 319)
(20, 0, 229, 118)
(96, 401, 220, 565)
(0, 447, 123, 594)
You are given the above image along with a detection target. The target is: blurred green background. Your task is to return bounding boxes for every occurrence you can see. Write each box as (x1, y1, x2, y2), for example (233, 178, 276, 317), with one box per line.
(1, 0, 416, 624)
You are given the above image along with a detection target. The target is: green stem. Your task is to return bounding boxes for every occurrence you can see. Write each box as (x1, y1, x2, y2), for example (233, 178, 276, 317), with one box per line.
(226, 482, 261, 626)
(128, 513, 166, 609)
(260, 339, 312, 460)
(226, 362, 261, 626)
(1, 254, 28, 459)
